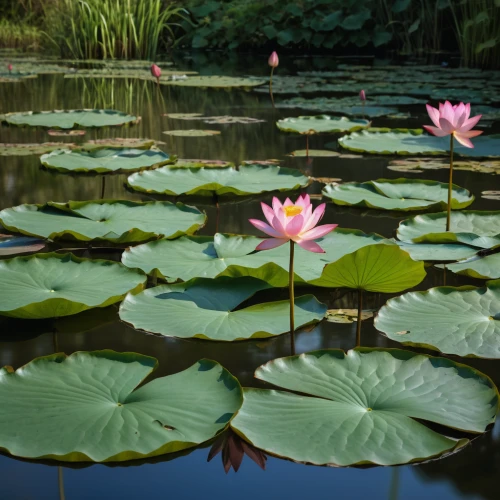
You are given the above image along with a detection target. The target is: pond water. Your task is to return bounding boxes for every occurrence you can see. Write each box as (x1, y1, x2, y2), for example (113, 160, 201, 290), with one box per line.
(0, 55, 498, 500)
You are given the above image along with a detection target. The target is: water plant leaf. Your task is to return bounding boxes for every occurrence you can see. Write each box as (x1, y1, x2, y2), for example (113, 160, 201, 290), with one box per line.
(47, 129, 86, 137)
(119, 277, 326, 341)
(231, 348, 498, 466)
(323, 179, 474, 211)
(0, 234, 45, 256)
(162, 76, 266, 88)
(310, 244, 426, 291)
(173, 159, 234, 168)
(288, 149, 341, 157)
(0, 253, 145, 319)
(0, 352, 242, 462)
(0, 200, 205, 244)
(40, 147, 174, 174)
(276, 115, 370, 135)
(375, 280, 500, 358)
(127, 165, 310, 197)
(326, 309, 375, 323)
(395, 241, 478, 262)
(387, 157, 500, 175)
(163, 129, 221, 137)
(436, 248, 500, 279)
(4, 109, 139, 129)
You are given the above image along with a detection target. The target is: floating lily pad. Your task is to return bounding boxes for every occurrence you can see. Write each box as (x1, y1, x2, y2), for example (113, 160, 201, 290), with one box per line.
(0, 253, 145, 319)
(173, 159, 234, 168)
(388, 158, 500, 175)
(165, 114, 264, 124)
(163, 129, 221, 137)
(289, 150, 341, 157)
(4, 109, 139, 129)
(164, 113, 203, 119)
(119, 277, 326, 341)
(395, 241, 478, 262)
(121, 230, 393, 286)
(326, 309, 375, 323)
(397, 211, 500, 248)
(430, 88, 496, 105)
(163, 76, 266, 89)
(0, 352, 242, 462)
(375, 280, 500, 358)
(323, 179, 474, 211)
(482, 190, 500, 200)
(436, 248, 500, 279)
(127, 165, 309, 197)
(277, 115, 370, 135)
(0, 71, 38, 82)
(40, 148, 174, 174)
(231, 348, 497, 466)
(0, 234, 45, 257)
(0, 200, 205, 244)
(64, 69, 198, 81)
(47, 129, 85, 137)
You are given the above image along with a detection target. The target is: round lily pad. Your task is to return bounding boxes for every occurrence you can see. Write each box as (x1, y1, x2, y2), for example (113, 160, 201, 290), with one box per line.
(163, 76, 266, 88)
(173, 159, 234, 168)
(0, 200, 206, 244)
(323, 179, 474, 211)
(397, 211, 500, 248)
(395, 241, 478, 262)
(289, 150, 341, 157)
(163, 129, 221, 137)
(119, 277, 326, 341)
(0, 351, 242, 462)
(231, 348, 498, 466)
(436, 248, 500, 279)
(40, 147, 174, 174)
(47, 129, 86, 137)
(375, 280, 500, 358)
(4, 109, 139, 129)
(127, 165, 310, 197)
(276, 115, 370, 135)
(0, 253, 145, 319)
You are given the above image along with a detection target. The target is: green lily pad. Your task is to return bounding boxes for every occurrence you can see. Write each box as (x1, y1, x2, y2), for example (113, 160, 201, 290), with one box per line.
(4, 109, 139, 129)
(436, 248, 500, 279)
(164, 113, 203, 119)
(231, 348, 498, 466)
(64, 68, 198, 80)
(430, 88, 495, 105)
(165, 114, 264, 124)
(387, 158, 500, 175)
(0, 351, 242, 462)
(0, 200, 206, 244)
(310, 244, 426, 292)
(47, 129, 86, 137)
(289, 150, 341, 157)
(40, 148, 174, 174)
(339, 130, 500, 158)
(127, 165, 310, 197)
(121, 230, 393, 286)
(163, 76, 266, 89)
(0, 253, 145, 319)
(119, 277, 326, 341)
(323, 179, 474, 211)
(163, 129, 221, 137)
(395, 241, 478, 262)
(0, 234, 45, 257)
(276, 115, 370, 135)
(397, 211, 500, 248)
(173, 159, 234, 168)
(375, 280, 500, 358)
(0, 71, 38, 82)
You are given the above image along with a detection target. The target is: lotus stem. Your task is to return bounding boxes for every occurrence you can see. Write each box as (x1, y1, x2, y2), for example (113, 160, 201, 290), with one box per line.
(58, 466, 66, 500)
(215, 194, 220, 233)
(269, 67, 275, 109)
(100, 176, 106, 199)
(356, 289, 363, 347)
(306, 135, 309, 158)
(53, 331, 59, 352)
(389, 467, 400, 500)
(446, 135, 454, 232)
(289, 240, 295, 355)
(362, 100, 365, 120)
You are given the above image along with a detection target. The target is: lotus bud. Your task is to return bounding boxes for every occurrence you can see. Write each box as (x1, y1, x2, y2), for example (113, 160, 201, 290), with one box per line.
(359, 89, 366, 101)
(150, 64, 161, 79)
(8, 64, 12, 73)
(268, 52, 279, 68)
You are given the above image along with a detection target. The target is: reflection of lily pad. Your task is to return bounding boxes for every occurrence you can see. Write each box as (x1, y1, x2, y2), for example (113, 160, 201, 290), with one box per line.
(0, 200, 206, 244)
(0, 234, 45, 257)
(277, 115, 370, 135)
(231, 348, 497, 466)
(436, 248, 500, 279)
(40, 148, 174, 174)
(0, 352, 242, 462)
(163, 129, 221, 137)
(163, 76, 266, 89)
(323, 179, 474, 211)
(0, 253, 145, 319)
(119, 277, 326, 341)
(127, 165, 309, 197)
(375, 280, 500, 358)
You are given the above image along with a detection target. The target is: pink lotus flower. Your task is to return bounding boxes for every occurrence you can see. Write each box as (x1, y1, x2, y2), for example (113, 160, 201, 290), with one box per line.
(424, 101, 482, 148)
(359, 89, 366, 101)
(150, 63, 161, 79)
(7, 64, 12, 72)
(268, 52, 279, 68)
(249, 194, 337, 253)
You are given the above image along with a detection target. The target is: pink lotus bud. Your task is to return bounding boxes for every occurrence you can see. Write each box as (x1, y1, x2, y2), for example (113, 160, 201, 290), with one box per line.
(268, 52, 279, 68)
(359, 90, 366, 101)
(8, 64, 13, 72)
(150, 64, 161, 79)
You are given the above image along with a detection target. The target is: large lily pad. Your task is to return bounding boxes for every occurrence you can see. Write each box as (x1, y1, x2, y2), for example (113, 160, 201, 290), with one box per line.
(395, 241, 478, 262)
(163, 76, 266, 89)
(121, 230, 393, 286)
(4, 109, 139, 129)
(162, 129, 221, 137)
(119, 277, 326, 341)
(339, 130, 500, 158)
(0, 352, 242, 462)
(0, 253, 145, 319)
(127, 165, 309, 197)
(397, 211, 500, 248)
(387, 157, 500, 175)
(40, 148, 174, 174)
(310, 244, 426, 292)
(437, 248, 500, 279)
(323, 179, 474, 211)
(375, 280, 500, 358)
(0, 200, 206, 244)
(276, 115, 370, 135)
(231, 348, 498, 466)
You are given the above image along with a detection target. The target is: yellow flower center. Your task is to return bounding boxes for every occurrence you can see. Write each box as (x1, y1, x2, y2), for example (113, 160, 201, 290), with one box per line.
(283, 206, 303, 217)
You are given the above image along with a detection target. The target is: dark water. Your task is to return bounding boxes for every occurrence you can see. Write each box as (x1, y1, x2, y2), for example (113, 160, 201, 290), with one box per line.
(0, 56, 498, 500)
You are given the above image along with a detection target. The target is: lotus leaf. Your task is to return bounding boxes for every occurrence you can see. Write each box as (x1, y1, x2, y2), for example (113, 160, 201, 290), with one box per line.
(173, 159, 234, 168)
(119, 277, 326, 341)
(323, 179, 474, 211)
(163, 129, 221, 137)
(0, 351, 242, 462)
(375, 280, 500, 358)
(165, 114, 265, 124)
(40, 148, 174, 174)
(436, 248, 500, 279)
(0, 200, 206, 244)
(289, 150, 341, 157)
(47, 129, 86, 137)
(0, 234, 45, 256)
(276, 115, 370, 135)
(4, 109, 139, 129)
(127, 165, 310, 197)
(397, 211, 500, 248)
(163, 76, 266, 88)
(64, 69, 198, 80)
(388, 158, 500, 175)
(0, 253, 145, 319)
(395, 241, 478, 262)
(231, 348, 498, 466)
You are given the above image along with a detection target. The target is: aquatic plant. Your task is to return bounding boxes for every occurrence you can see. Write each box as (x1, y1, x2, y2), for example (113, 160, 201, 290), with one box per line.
(151, 63, 161, 86)
(268, 51, 278, 109)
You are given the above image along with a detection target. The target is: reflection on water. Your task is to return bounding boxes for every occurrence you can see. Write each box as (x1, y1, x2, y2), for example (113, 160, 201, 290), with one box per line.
(0, 56, 498, 499)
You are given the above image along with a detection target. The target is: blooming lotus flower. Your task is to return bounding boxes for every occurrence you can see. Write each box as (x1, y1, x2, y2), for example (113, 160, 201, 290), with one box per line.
(359, 89, 366, 101)
(249, 194, 337, 253)
(150, 63, 161, 79)
(424, 101, 482, 148)
(268, 51, 279, 68)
